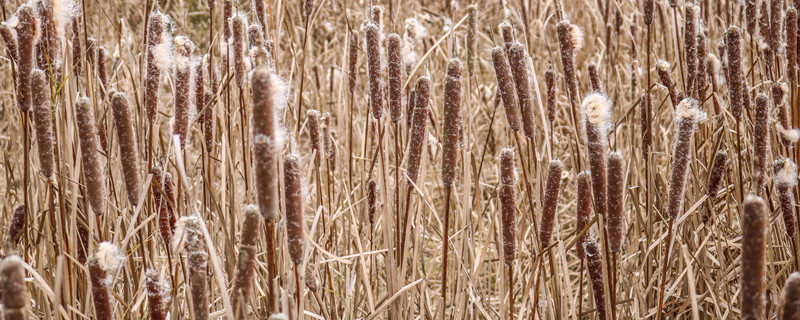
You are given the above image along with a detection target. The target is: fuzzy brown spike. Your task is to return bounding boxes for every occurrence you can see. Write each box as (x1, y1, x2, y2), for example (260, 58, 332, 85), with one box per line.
(576, 171, 592, 259)
(31, 69, 55, 179)
(774, 83, 797, 147)
(387, 33, 403, 124)
(365, 22, 383, 119)
(585, 239, 607, 320)
(284, 155, 305, 265)
(145, 270, 170, 320)
(6, 205, 25, 245)
(87, 243, 124, 320)
(252, 68, 280, 222)
(321, 113, 336, 170)
(466, 5, 477, 75)
(232, 16, 246, 88)
(71, 18, 80, 75)
(546, 67, 557, 123)
(582, 93, 611, 218)
(406, 76, 430, 185)
(491, 47, 520, 131)
(539, 160, 564, 249)
(348, 30, 359, 94)
(499, 148, 517, 265)
(641, 92, 652, 156)
(760, 1, 770, 41)
(774, 159, 798, 237)
(36, 0, 59, 71)
(76, 97, 106, 214)
(643, 0, 654, 25)
(657, 61, 682, 108)
(145, 13, 165, 125)
(232, 206, 262, 319)
(253, 0, 266, 29)
(780, 272, 800, 319)
(726, 26, 744, 119)
(684, 4, 698, 98)
(499, 21, 514, 52)
(97, 47, 109, 98)
(0, 256, 29, 320)
(368, 178, 378, 225)
(223, 0, 233, 40)
(741, 195, 768, 320)
(667, 98, 705, 219)
(442, 58, 462, 188)
(788, 9, 798, 82)
(152, 165, 174, 244)
(15, 5, 36, 112)
(696, 30, 708, 96)
(111, 92, 141, 206)
(173, 37, 194, 149)
(179, 217, 209, 320)
(746, 0, 757, 35)
(508, 43, 536, 138)
(557, 21, 581, 106)
(753, 94, 770, 194)
(307, 109, 322, 165)
(607, 151, 624, 252)
(770, 0, 781, 54)
(702, 150, 728, 224)
(194, 59, 205, 119)
(0, 23, 18, 64)
(588, 62, 602, 93)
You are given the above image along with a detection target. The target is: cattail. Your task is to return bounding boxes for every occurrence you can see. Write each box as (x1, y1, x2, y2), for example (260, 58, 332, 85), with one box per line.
(588, 62, 602, 93)
(499, 21, 514, 52)
(442, 58, 462, 188)
(775, 159, 798, 237)
(641, 92, 652, 155)
(0, 256, 30, 319)
(576, 171, 592, 259)
(466, 5, 477, 75)
(770, 0, 781, 54)
(232, 205, 262, 318)
(753, 94, 770, 194)
(15, 5, 36, 112)
(607, 151, 625, 252)
(585, 239, 607, 320)
(667, 98, 706, 219)
(71, 18, 81, 75)
(491, 47, 520, 131)
(223, 0, 233, 40)
(643, 0, 654, 25)
(407, 89, 416, 128)
(581, 93, 612, 218)
(321, 113, 336, 170)
(348, 30, 359, 94)
(86, 37, 96, 67)
(387, 33, 402, 124)
(774, 83, 799, 147)
(0, 23, 18, 64)
(35, 0, 59, 71)
(539, 160, 564, 249)
(406, 76, 430, 185)
(508, 43, 536, 138)
(232, 16, 246, 88)
(702, 150, 728, 224)
(726, 26, 744, 119)
(557, 21, 582, 106)
(77, 223, 88, 264)
(111, 92, 141, 206)
(546, 67, 557, 123)
(303, 0, 315, 16)
(780, 272, 800, 319)
(657, 61, 681, 108)
(307, 109, 322, 165)
(253, 0, 266, 30)
(175, 216, 209, 320)
(173, 36, 193, 149)
(741, 195, 768, 320)
(96, 47, 109, 98)
(499, 148, 517, 265)
(248, 24, 265, 49)
(744, 0, 757, 36)
(305, 264, 319, 293)
(76, 97, 106, 215)
(284, 155, 305, 265)
(707, 54, 722, 113)
(152, 165, 175, 244)
(31, 70, 55, 179)
(368, 179, 378, 225)
(87, 243, 125, 320)
(365, 22, 383, 120)
(145, 13, 166, 125)
(696, 31, 708, 96)
(194, 60, 205, 119)
(684, 4, 698, 98)
(6, 205, 25, 245)
(145, 270, 171, 320)
(760, 1, 770, 41)
(252, 67, 280, 221)
(788, 9, 798, 81)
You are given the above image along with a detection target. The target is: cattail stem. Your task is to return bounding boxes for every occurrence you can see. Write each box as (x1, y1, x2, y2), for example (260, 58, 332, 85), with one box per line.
(441, 186, 451, 319)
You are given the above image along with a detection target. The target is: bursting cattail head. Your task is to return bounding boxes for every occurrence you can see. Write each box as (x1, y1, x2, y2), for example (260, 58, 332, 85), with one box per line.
(31, 69, 55, 179)
(406, 76, 430, 186)
(725, 26, 744, 119)
(466, 5, 477, 75)
(252, 67, 282, 222)
(6, 205, 25, 245)
(76, 97, 106, 215)
(545, 67, 557, 122)
(232, 15, 247, 88)
(582, 93, 612, 217)
(499, 21, 514, 51)
(387, 33, 403, 124)
(87, 242, 126, 320)
(442, 58, 462, 188)
(774, 82, 799, 147)
(145, 270, 171, 320)
(284, 154, 305, 265)
(607, 151, 624, 252)
(576, 171, 592, 259)
(368, 179, 378, 225)
(307, 109, 322, 165)
(741, 195, 768, 320)
(15, 5, 36, 112)
(775, 159, 798, 237)
(780, 272, 800, 319)
(499, 148, 517, 265)
(684, 3, 698, 98)
(508, 42, 536, 138)
(144, 12, 170, 125)
(365, 22, 383, 119)
(702, 150, 728, 224)
(753, 94, 770, 194)
(500, 148, 516, 185)
(657, 60, 682, 108)
(348, 30, 359, 94)
(0, 256, 30, 317)
(584, 239, 607, 320)
(666, 98, 705, 219)
(539, 160, 564, 249)
(248, 24, 265, 49)
(491, 46, 520, 131)
(769, 0, 781, 53)
(111, 92, 141, 206)
(152, 164, 175, 244)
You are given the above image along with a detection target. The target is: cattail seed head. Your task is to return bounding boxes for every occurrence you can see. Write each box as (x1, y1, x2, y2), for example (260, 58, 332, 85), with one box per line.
(775, 159, 798, 237)
(111, 92, 141, 206)
(760, 1, 770, 41)
(442, 58, 462, 188)
(321, 113, 336, 170)
(726, 26, 744, 119)
(406, 76, 430, 186)
(684, 4, 698, 98)
(641, 92, 652, 155)
(387, 33, 403, 124)
(643, 0, 654, 25)
(232, 16, 246, 88)
(348, 30, 359, 94)
(223, 0, 233, 40)
(6, 205, 25, 245)
(145, 270, 171, 320)
(500, 148, 517, 185)
(774, 83, 799, 146)
(499, 148, 517, 265)
(585, 239, 607, 320)
(365, 22, 383, 119)
(252, 67, 281, 222)
(753, 94, 770, 194)
(557, 21, 580, 106)
(173, 36, 194, 149)
(35, 0, 59, 72)
(31, 69, 55, 179)
(657, 60, 682, 108)
(307, 109, 322, 165)
(175, 216, 209, 320)
(588, 62, 603, 93)
(232, 206, 261, 317)
(145, 12, 168, 125)
(76, 97, 106, 215)
(368, 179, 378, 225)
(770, 0, 781, 53)
(284, 155, 305, 265)
(741, 195, 768, 320)
(582, 93, 612, 218)
(194, 58, 205, 119)
(152, 165, 175, 244)
(746, 0, 758, 35)
(0, 23, 18, 64)
(702, 150, 728, 224)
(491, 47, 520, 131)
(303, 0, 315, 17)
(576, 171, 592, 259)
(696, 31, 708, 96)
(466, 5, 477, 75)
(70, 18, 80, 74)
(87, 242, 125, 320)
(545, 67, 557, 122)
(780, 272, 800, 319)
(539, 160, 564, 249)
(96, 47, 109, 98)
(607, 151, 624, 252)
(499, 21, 514, 51)
(667, 98, 705, 219)
(508, 43, 536, 138)
(789, 9, 798, 81)
(15, 5, 36, 112)
(0, 256, 30, 319)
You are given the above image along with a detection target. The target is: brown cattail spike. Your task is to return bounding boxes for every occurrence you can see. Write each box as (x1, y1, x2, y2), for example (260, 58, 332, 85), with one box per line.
(576, 171, 592, 259)
(702, 150, 728, 224)
(788, 9, 798, 82)
(657, 61, 682, 108)
(173, 36, 194, 149)
(368, 179, 378, 225)
(499, 148, 517, 265)
(252, 67, 280, 222)
(145, 12, 166, 125)
(684, 4, 698, 98)
(232, 16, 246, 88)
(365, 23, 383, 119)
(87, 243, 125, 320)
(741, 195, 768, 320)
(582, 93, 612, 218)
(152, 165, 175, 244)
(539, 160, 564, 249)
(307, 109, 322, 165)
(607, 151, 624, 252)
(111, 92, 141, 206)
(466, 5, 477, 75)
(726, 26, 744, 119)
(585, 239, 607, 320)
(588, 62, 603, 93)
(442, 58, 462, 188)
(145, 270, 171, 320)
(0, 23, 18, 64)
(284, 155, 305, 265)
(508, 43, 536, 138)
(746, 0, 757, 35)
(387, 33, 403, 124)
(7, 205, 25, 245)
(545, 67, 557, 123)
(177, 217, 209, 320)
(232, 205, 262, 318)
(348, 30, 359, 94)
(223, 1, 233, 40)
(780, 272, 800, 319)
(491, 47, 520, 131)
(76, 97, 106, 215)
(667, 98, 705, 219)
(31, 69, 55, 179)
(774, 159, 798, 237)
(406, 76, 430, 185)
(643, 0, 654, 25)
(0, 256, 30, 320)
(557, 21, 582, 106)
(15, 5, 36, 112)
(321, 113, 336, 170)
(753, 94, 770, 194)
(769, 0, 781, 54)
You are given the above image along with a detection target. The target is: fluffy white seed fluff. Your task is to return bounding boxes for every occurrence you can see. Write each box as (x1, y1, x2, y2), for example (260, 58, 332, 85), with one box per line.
(53, 0, 77, 40)
(152, 13, 174, 72)
(674, 98, 707, 123)
(569, 23, 583, 51)
(581, 92, 614, 138)
(776, 159, 799, 188)
(145, 269, 172, 304)
(657, 60, 670, 72)
(94, 242, 126, 286)
(778, 124, 800, 143)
